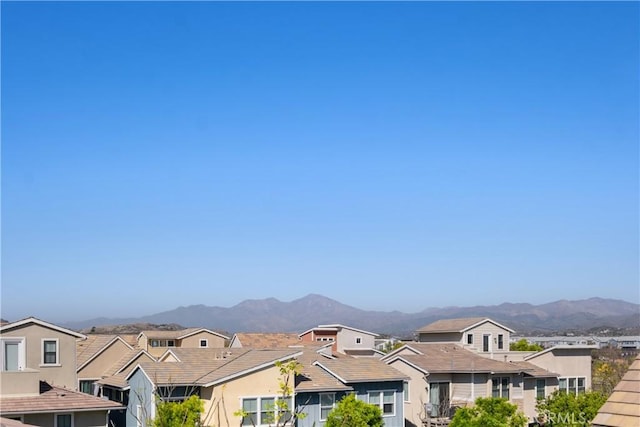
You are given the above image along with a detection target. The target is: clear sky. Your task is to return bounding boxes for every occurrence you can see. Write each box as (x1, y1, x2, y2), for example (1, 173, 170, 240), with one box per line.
(1, 1, 638, 323)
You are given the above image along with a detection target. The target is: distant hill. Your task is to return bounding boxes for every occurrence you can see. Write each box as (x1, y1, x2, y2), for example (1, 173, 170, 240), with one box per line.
(60, 294, 640, 337)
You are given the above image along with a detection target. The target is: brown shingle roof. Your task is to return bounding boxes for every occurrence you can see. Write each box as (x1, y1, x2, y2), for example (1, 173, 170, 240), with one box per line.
(388, 343, 526, 374)
(0, 383, 124, 415)
(233, 333, 302, 348)
(592, 355, 640, 427)
(416, 318, 491, 333)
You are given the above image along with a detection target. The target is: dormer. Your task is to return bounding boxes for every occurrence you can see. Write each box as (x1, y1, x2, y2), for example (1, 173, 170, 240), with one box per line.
(416, 317, 514, 354)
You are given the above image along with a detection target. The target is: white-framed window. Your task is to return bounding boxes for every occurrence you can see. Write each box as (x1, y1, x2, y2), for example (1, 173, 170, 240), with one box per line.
(497, 334, 504, 350)
(558, 377, 585, 395)
(136, 405, 143, 427)
(1, 337, 25, 371)
(319, 393, 335, 420)
(492, 377, 510, 399)
(467, 333, 473, 345)
(536, 379, 546, 400)
(167, 340, 175, 347)
(368, 391, 395, 416)
(150, 340, 160, 348)
(199, 339, 208, 348)
(55, 413, 73, 427)
(241, 396, 292, 426)
(403, 381, 410, 402)
(355, 337, 362, 344)
(42, 339, 59, 365)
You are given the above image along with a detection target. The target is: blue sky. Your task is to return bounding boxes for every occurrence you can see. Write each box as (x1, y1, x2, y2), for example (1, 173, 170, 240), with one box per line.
(1, 1, 638, 322)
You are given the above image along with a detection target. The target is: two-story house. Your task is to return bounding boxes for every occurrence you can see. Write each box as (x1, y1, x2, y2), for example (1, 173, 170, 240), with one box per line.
(417, 317, 514, 355)
(0, 318, 124, 427)
(299, 324, 382, 357)
(136, 328, 229, 357)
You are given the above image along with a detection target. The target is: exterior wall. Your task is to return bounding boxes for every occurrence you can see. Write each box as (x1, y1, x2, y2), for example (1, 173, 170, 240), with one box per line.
(0, 370, 41, 395)
(296, 391, 351, 427)
(22, 411, 110, 427)
(203, 364, 289, 427)
(450, 373, 490, 405)
(78, 340, 132, 379)
(526, 348, 593, 391)
(300, 331, 337, 352)
(1, 323, 78, 391)
(180, 332, 225, 349)
(464, 322, 511, 354)
(136, 335, 148, 352)
(417, 332, 462, 343)
(351, 382, 404, 427)
(126, 370, 155, 427)
(386, 359, 427, 427)
(335, 329, 376, 354)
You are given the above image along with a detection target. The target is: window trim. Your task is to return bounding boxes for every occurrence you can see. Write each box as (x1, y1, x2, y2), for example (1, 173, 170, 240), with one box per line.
(403, 381, 410, 402)
(319, 392, 336, 421)
(558, 376, 586, 395)
(355, 337, 362, 344)
(467, 333, 473, 345)
(199, 339, 208, 348)
(240, 395, 293, 426)
(54, 413, 74, 427)
(1, 337, 26, 371)
(42, 338, 60, 366)
(368, 390, 396, 417)
(483, 334, 491, 352)
(497, 334, 504, 350)
(535, 378, 546, 400)
(492, 376, 510, 399)
(166, 340, 175, 347)
(79, 379, 99, 395)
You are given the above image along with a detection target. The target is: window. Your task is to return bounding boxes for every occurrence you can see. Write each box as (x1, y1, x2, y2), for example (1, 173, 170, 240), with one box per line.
(498, 334, 504, 350)
(241, 397, 292, 426)
(43, 339, 59, 365)
(558, 377, 586, 395)
(55, 414, 73, 427)
(403, 381, 410, 402)
(428, 382, 450, 417)
(167, 340, 175, 347)
(1, 338, 25, 371)
(199, 339, 208, 348)
(79, 380, 95, 395)
(536, 379, 546, 400)
(320, 393, 335, 420)
(483, 334, 491, 352)
(467, 333, 473, 345)
(492, 377, 510, 399)
(150, 340, 160, 347)
(368, 391, 395, 416)
(356, 337, 362, 344)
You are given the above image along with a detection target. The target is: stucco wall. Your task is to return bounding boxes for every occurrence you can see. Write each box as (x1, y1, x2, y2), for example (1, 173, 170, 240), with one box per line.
(78, 340, 131, 379)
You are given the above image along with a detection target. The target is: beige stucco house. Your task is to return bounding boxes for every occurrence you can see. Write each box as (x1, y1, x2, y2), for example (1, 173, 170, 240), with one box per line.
(0, 318, 124, 427)
(299, 324, 382, 357)
(417, 317, 514, 355)
(136, 328, 228, 357)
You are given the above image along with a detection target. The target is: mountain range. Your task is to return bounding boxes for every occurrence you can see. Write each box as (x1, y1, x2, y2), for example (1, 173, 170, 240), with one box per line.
(61, 294, 640, 337)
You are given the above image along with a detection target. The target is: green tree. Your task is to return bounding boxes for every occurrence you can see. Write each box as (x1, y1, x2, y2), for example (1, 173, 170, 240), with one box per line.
(509, 339, 543, 352)
(535, 390, 607, 426)
(325, 394, 383, 427)
(154, 395, 204, 427)
(449, 397, 527, 427)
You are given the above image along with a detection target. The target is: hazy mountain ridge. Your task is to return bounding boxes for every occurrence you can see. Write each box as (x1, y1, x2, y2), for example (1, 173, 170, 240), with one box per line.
(57, 294, 640, 337)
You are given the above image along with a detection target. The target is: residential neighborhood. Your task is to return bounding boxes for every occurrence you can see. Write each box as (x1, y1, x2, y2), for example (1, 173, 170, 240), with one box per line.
(3, 315, 636, 427)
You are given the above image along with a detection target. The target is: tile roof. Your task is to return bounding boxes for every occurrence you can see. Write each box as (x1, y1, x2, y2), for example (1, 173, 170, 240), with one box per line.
(0, 317, 85, 339)
(1, 418, 38, 427)
(416, 318, 491, 333)
(387, 343, 528, 374)
(295, 351, 352, 393)
(314, 357, 408, 383)
(0, 383, 124, 415)
(508, 361, 558, 377)
(592, 355, 640, 427)
(129, 349, 302, 387)
(233, 333, 302, 348)
(102, 349, 155, 377)
(140, 328, 228, 340)
(76, 335, 131, 368)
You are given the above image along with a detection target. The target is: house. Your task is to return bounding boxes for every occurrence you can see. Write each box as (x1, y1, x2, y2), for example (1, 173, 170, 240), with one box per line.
(121, 347, 302, 427)
(295, 350, 408, 427)
(592, 354, 640, 427)
(416, 317, 514, 355)
(229, 333, 302, 348)
(381, 342, 558, 427)
(76, 335, 136, 394)
(0, 317, 124, 427)
(521, 345, 595, 393)
(136, 328, 229, 357)
(299, 324, 382, 357)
